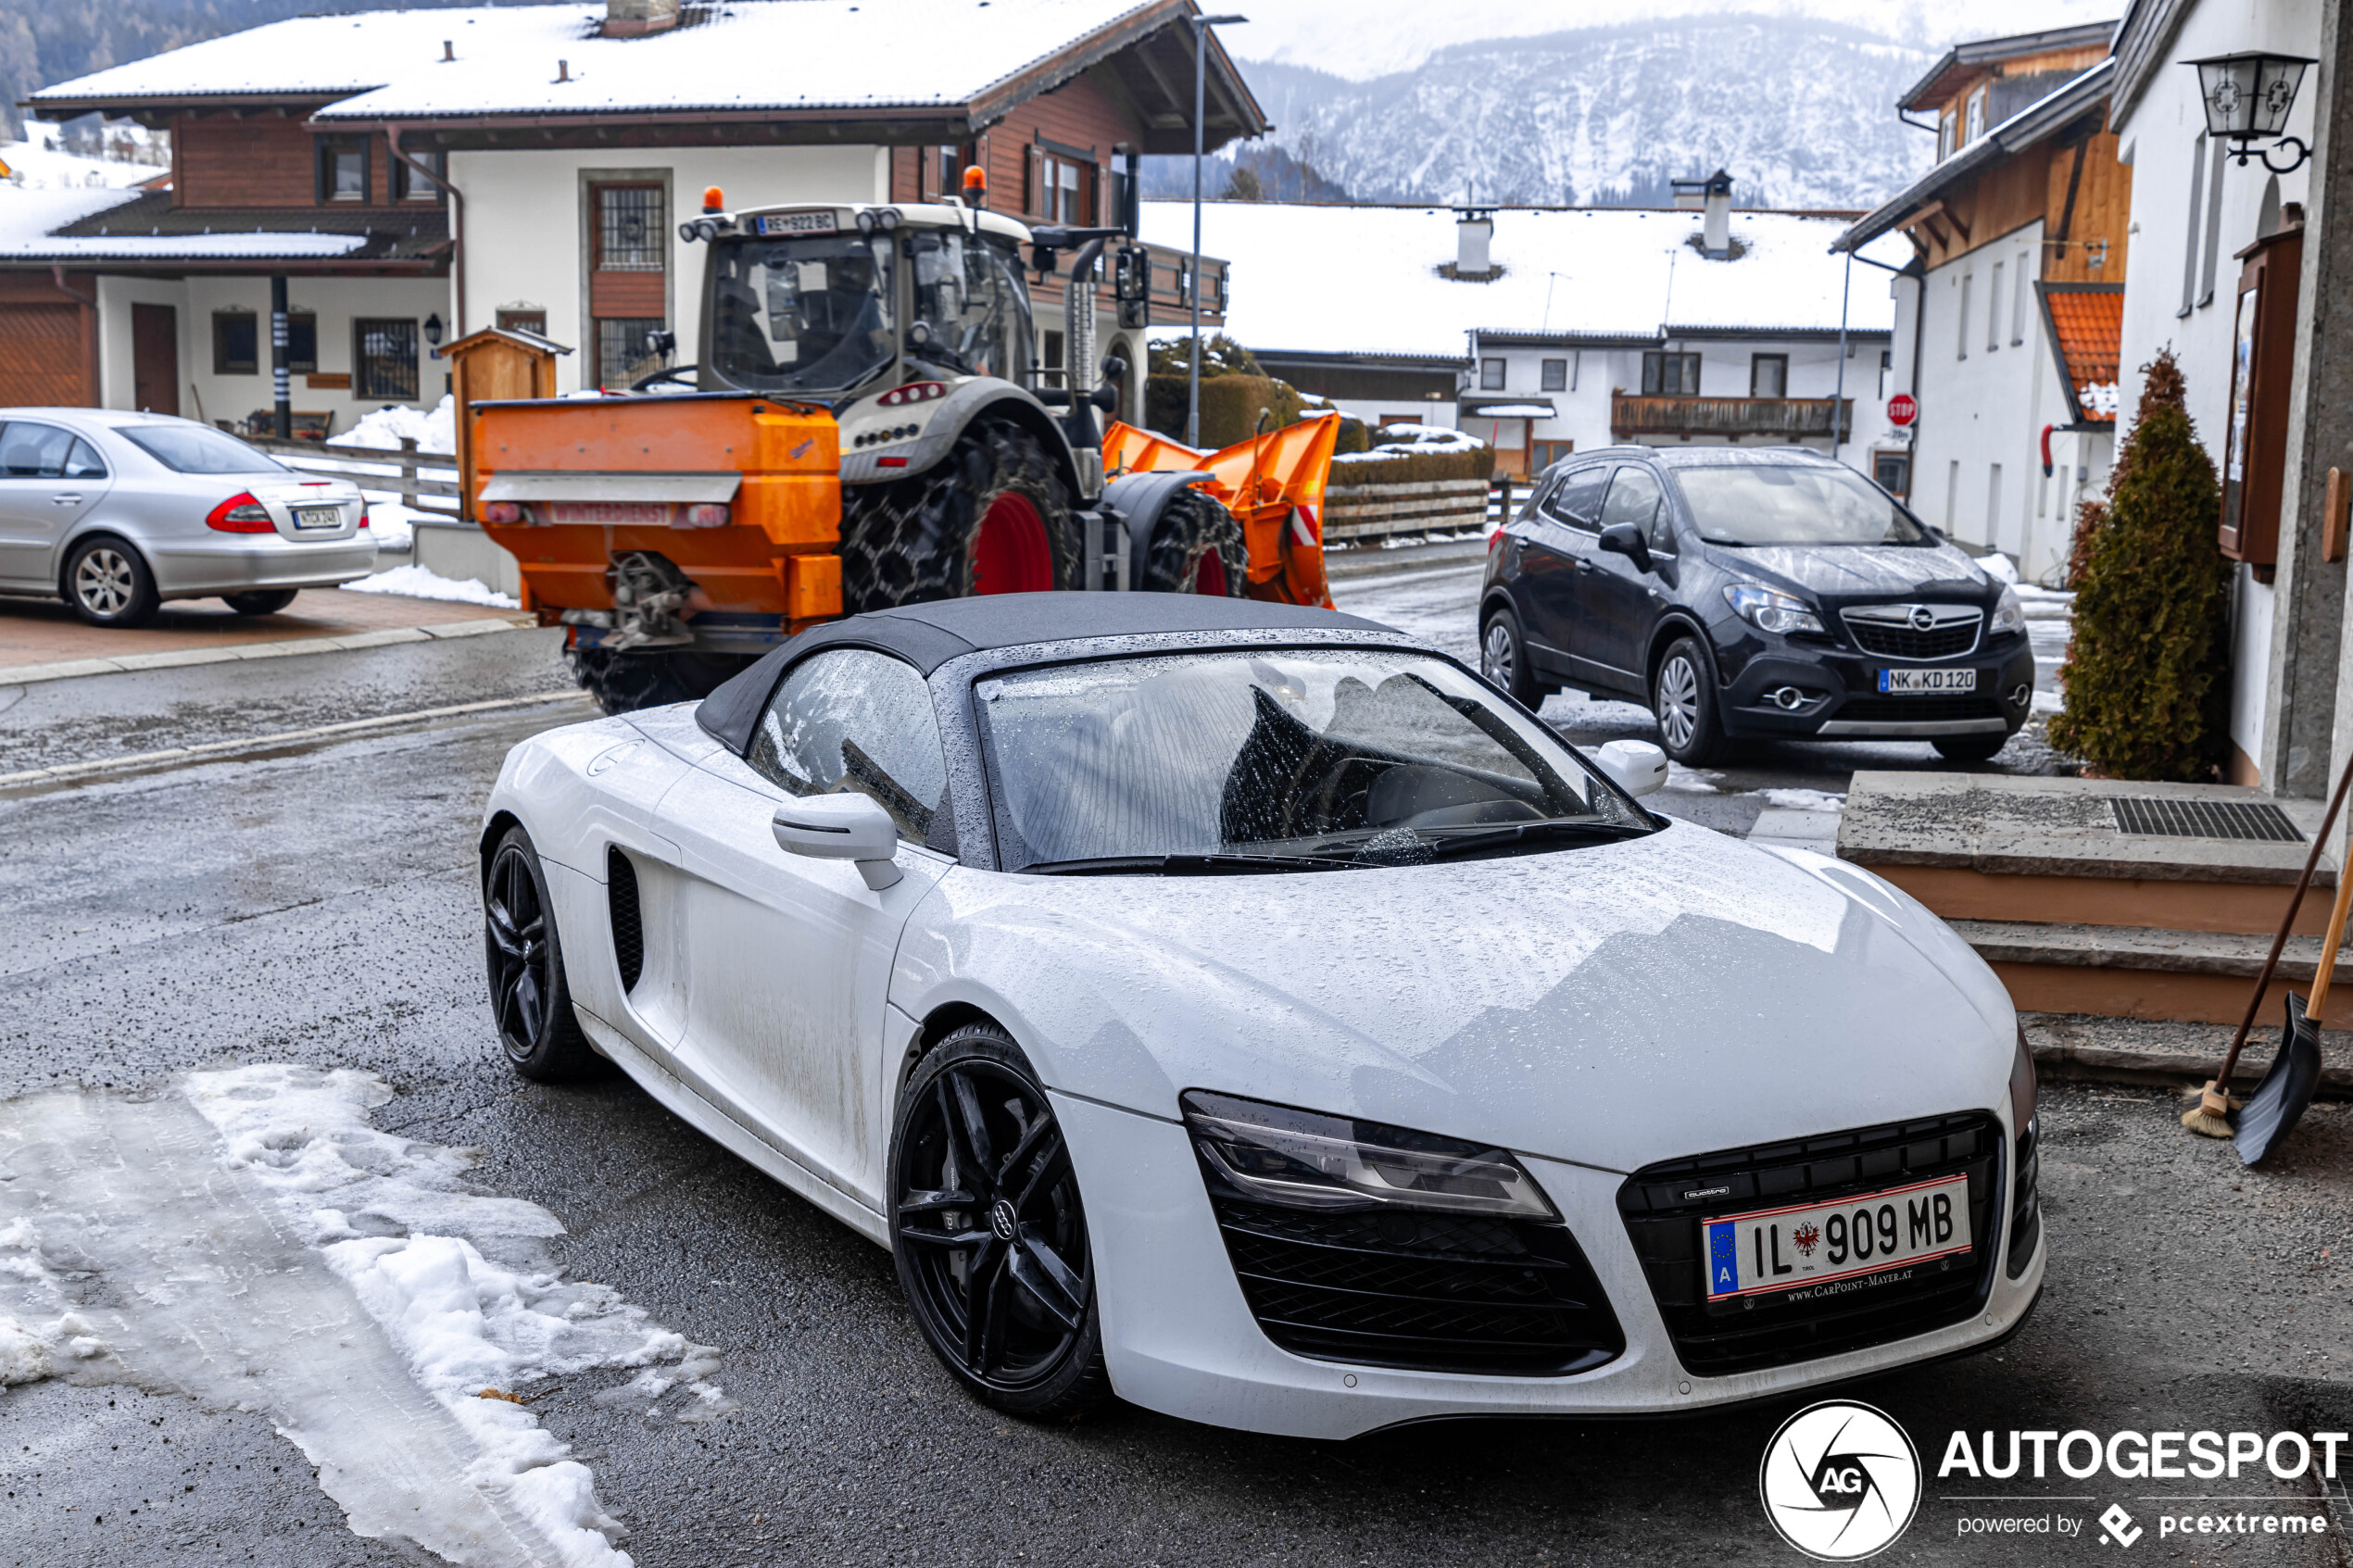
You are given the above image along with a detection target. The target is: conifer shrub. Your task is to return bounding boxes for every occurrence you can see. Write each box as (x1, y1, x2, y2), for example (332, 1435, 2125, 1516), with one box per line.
(2046, 351, 2233, 780)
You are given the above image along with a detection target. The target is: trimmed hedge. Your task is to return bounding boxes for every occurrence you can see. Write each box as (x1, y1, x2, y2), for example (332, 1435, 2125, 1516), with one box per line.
(1142, 372, 1305, 449)
(1329, 445, 1495, 486)
(2046, 351, 2233, 781)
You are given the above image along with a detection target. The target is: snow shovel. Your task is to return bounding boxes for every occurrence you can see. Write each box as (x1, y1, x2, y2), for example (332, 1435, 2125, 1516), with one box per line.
(2187, 750, 2353, 1156)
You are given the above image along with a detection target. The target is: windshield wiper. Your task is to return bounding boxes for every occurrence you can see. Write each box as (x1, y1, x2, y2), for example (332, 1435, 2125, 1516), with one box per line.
(1408, 818, 1654, 860)
(1022, 852, 1362, 875)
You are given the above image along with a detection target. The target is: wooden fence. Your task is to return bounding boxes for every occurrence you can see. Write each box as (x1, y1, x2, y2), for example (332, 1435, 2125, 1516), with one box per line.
(1322, 477, 1491, 544)
(241, 434, 463, 517)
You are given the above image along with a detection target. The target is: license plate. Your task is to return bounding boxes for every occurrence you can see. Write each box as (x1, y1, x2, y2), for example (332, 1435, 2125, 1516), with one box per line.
(757, 211, 835, 236)
(1877, 667, 1978, 694)
(294, 506, 342, 530)
(1703, 1173, 1972, 1302)
(546, 501, 669, 527)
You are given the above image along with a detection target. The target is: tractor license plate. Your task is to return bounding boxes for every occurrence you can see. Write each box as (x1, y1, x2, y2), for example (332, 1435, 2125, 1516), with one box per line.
(294, 506, 342, 530)
(1703, 1173, 1971, 1302)
(1878, 667, 1977, 694)
(547, 502, 670, 527)
(756, 211, 836, 236)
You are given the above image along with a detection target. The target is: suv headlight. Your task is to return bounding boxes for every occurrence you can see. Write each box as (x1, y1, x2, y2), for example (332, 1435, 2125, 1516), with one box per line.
(1180, 1090, 1557, 1219)
(1723, 583, 1824, 635)
(1990, 585, 2024, 636)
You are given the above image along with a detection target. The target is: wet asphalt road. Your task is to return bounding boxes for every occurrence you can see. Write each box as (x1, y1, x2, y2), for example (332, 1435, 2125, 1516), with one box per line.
(2, 593, 2349, 1568)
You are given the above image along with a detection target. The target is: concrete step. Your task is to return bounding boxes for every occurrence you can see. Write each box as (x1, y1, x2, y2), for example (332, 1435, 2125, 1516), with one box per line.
(1955, 920, 2353, 1027)
(1842, 771, 2334, 935)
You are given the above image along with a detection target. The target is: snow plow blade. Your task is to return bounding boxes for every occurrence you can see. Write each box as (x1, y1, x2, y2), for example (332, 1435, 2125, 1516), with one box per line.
(1102, 416, 1339, 608)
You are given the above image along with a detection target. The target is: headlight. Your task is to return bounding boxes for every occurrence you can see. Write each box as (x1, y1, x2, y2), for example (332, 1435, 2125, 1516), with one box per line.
(1990, 585, 2024, 636)
(2009, 1024, 2038, 1143)
(1722, 583, 1824, 635)
(1180, 1090, 1557, 1219)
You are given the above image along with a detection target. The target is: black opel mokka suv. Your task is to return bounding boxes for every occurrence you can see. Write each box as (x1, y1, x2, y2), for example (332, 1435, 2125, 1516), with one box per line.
(1478, 445, 2035, 765)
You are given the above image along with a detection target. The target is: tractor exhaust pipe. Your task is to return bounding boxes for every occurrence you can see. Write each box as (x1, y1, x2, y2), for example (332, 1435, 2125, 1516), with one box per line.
(1063, 237, 1108, 486)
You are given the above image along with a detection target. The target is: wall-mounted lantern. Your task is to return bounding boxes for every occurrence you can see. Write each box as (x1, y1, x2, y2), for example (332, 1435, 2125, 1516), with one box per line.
(2188, 52, 2318, 171)
(423, 312, 445, 347)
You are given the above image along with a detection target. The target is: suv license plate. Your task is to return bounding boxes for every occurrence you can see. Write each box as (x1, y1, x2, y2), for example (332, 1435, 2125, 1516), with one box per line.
(1878, 668, 1977, 694)
(294, 506, 342, 530)
(1703, 1173, 1972, 1302)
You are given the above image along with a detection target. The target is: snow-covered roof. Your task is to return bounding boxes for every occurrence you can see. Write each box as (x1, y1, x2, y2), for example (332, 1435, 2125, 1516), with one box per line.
(0, 187, 388, 263)
(1138, 201, 1908, 359)
(34, 0, 1178, 120)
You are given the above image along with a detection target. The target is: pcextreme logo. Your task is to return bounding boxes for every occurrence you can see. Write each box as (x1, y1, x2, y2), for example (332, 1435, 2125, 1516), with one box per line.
(1759, 1400, 1923, 1560)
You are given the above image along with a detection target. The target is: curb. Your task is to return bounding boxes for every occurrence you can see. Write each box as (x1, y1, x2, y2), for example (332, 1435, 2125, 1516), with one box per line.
(1325, 538, 1490, 581)
(2030, 1038, 2353, 1100)
(0, 614, 540, 686)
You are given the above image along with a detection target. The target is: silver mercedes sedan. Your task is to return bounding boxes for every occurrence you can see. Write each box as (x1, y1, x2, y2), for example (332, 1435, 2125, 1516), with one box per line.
(0, 408, 374, 627)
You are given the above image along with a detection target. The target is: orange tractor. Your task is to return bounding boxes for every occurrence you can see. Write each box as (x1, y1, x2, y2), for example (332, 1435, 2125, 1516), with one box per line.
(465, 185, 1335, 712)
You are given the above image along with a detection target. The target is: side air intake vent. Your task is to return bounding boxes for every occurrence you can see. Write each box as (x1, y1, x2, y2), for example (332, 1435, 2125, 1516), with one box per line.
(606, 846, 644, 992)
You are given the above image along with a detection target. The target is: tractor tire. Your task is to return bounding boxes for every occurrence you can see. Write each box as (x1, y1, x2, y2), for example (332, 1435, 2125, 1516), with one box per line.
(565, 646, 753, 717)
(839, 418, 1079, 613)
(1137, 485, 1247, 596)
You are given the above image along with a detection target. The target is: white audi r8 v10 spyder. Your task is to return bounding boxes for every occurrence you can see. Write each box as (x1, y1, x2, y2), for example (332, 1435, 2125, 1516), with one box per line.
(479, 594, 2043, 1437)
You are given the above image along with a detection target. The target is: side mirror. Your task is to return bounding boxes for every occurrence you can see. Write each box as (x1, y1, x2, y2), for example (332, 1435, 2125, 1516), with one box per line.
(1596, 522, 1655, 573)
(1594, 738, 1668, 798)
(772, 794, 903, 890)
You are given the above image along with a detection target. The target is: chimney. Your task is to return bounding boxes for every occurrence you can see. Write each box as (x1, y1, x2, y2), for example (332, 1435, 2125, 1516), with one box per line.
(1672, 170, 1734, 258)
(1454, 208, 1493, 278)
(603, 0, 680, 37)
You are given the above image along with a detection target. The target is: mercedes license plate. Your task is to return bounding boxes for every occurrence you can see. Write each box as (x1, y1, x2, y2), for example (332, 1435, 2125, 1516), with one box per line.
(1878, 667, 1977, 694)
(1703, 1173, 1971, 1303)
(757, 211, 835, 236)
(294, 506, 342, 530)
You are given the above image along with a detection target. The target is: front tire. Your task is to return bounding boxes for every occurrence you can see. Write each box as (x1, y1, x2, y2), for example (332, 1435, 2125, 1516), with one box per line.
(1933, 731, 2013, 763)
(1138, 486, 1246, 596)
(484, 826, 601, 1082)
(564, 646, 751, 717)
(64, 537, 160, 628)
(890, 1021, 1107, 1420)
(223, 588, 298, 616)
(839, 419, 1079, 612)
(1652, 636, 1727, 766)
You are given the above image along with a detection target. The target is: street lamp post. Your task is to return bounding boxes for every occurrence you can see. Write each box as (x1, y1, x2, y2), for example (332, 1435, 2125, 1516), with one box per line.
(1188, 12, 1246, 448)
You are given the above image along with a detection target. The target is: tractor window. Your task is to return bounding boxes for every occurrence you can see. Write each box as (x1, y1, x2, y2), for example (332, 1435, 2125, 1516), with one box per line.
(707, 232, 896, 395)
(905, 229, 1035, 384)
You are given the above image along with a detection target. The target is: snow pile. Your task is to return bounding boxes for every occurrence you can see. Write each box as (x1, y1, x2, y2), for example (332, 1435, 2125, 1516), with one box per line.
(345, 563, 519, 608)
(341, 393, 457, 456)
(2080, 381, 2120, 419)
(1336, 422, 1493, 468)
(1977, 552, 2020, 584)
(0, 1218, 104, 1391)
(1760, 788, 1845, 812)
(187, 1064, 732, 1565)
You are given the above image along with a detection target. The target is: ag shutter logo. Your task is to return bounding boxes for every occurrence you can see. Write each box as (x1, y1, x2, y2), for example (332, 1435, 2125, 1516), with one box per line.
(1760, 1400, 1922, 1561)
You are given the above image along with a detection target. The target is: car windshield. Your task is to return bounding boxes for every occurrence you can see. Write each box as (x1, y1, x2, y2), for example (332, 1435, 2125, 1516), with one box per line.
(119, 424, 285, 475)
(977, 649, 1652, 872)
(904, 227, 1034, 382)
(1673, 463, 1928, 546)
(707, 231, 897, 395)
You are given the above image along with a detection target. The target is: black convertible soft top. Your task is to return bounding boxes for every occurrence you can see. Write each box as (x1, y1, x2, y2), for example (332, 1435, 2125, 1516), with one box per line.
(694, 592, 1391, 755)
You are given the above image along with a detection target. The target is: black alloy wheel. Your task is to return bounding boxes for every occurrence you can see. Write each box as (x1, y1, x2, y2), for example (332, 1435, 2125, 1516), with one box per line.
(890, 1022, 1106, 1417)
(484, 826, 599, 1081)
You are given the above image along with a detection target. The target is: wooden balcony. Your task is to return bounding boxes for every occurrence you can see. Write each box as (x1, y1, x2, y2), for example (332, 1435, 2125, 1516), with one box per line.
(1610, 393, 1853, 441)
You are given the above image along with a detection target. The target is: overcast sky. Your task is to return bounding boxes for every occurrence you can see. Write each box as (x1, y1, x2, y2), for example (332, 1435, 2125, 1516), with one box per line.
(1216, 0, 2126, 79)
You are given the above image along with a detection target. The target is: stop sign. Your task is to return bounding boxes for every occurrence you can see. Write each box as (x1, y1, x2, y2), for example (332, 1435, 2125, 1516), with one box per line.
(1887, 393, 1919, 427)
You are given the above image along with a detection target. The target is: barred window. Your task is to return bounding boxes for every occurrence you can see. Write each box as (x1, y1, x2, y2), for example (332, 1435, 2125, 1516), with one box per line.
(597, 185, 665, 271)
(353, 318, 419, 401)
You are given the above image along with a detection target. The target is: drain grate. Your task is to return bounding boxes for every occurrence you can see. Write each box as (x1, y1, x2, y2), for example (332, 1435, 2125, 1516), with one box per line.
(2110, 797, 2304, 843)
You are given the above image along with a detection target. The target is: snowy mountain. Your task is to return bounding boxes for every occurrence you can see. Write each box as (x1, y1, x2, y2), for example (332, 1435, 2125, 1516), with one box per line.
(1202, 15, 1939, 213)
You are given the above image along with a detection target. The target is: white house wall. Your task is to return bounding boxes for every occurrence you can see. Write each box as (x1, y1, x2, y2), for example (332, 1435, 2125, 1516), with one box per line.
(450, 144, 887, 394)
(94, 272, 451, 435)
(1468, 336, 1892, 469)
(2111, 0, 2321, 774)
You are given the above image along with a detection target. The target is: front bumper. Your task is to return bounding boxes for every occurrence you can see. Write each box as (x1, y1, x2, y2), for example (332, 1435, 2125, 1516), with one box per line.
(1055, 1092, 2045, 1439)
(1715, 631, 2035, 741)
(146, 533, 379, 597)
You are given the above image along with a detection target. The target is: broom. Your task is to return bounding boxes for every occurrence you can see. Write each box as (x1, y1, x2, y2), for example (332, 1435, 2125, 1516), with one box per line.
(2185, 750, 2353, 1136)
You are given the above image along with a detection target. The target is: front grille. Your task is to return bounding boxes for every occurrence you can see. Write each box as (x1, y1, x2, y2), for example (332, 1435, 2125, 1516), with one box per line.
(1841, 606, 1984, 661)
(1833, 695, 2006, 723)
(1205, 1196, 1625, 1376)
(2111, 797, 2303, 843)
(1618, 1111, 2003, 1375)
(606, 846, 644, 993)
